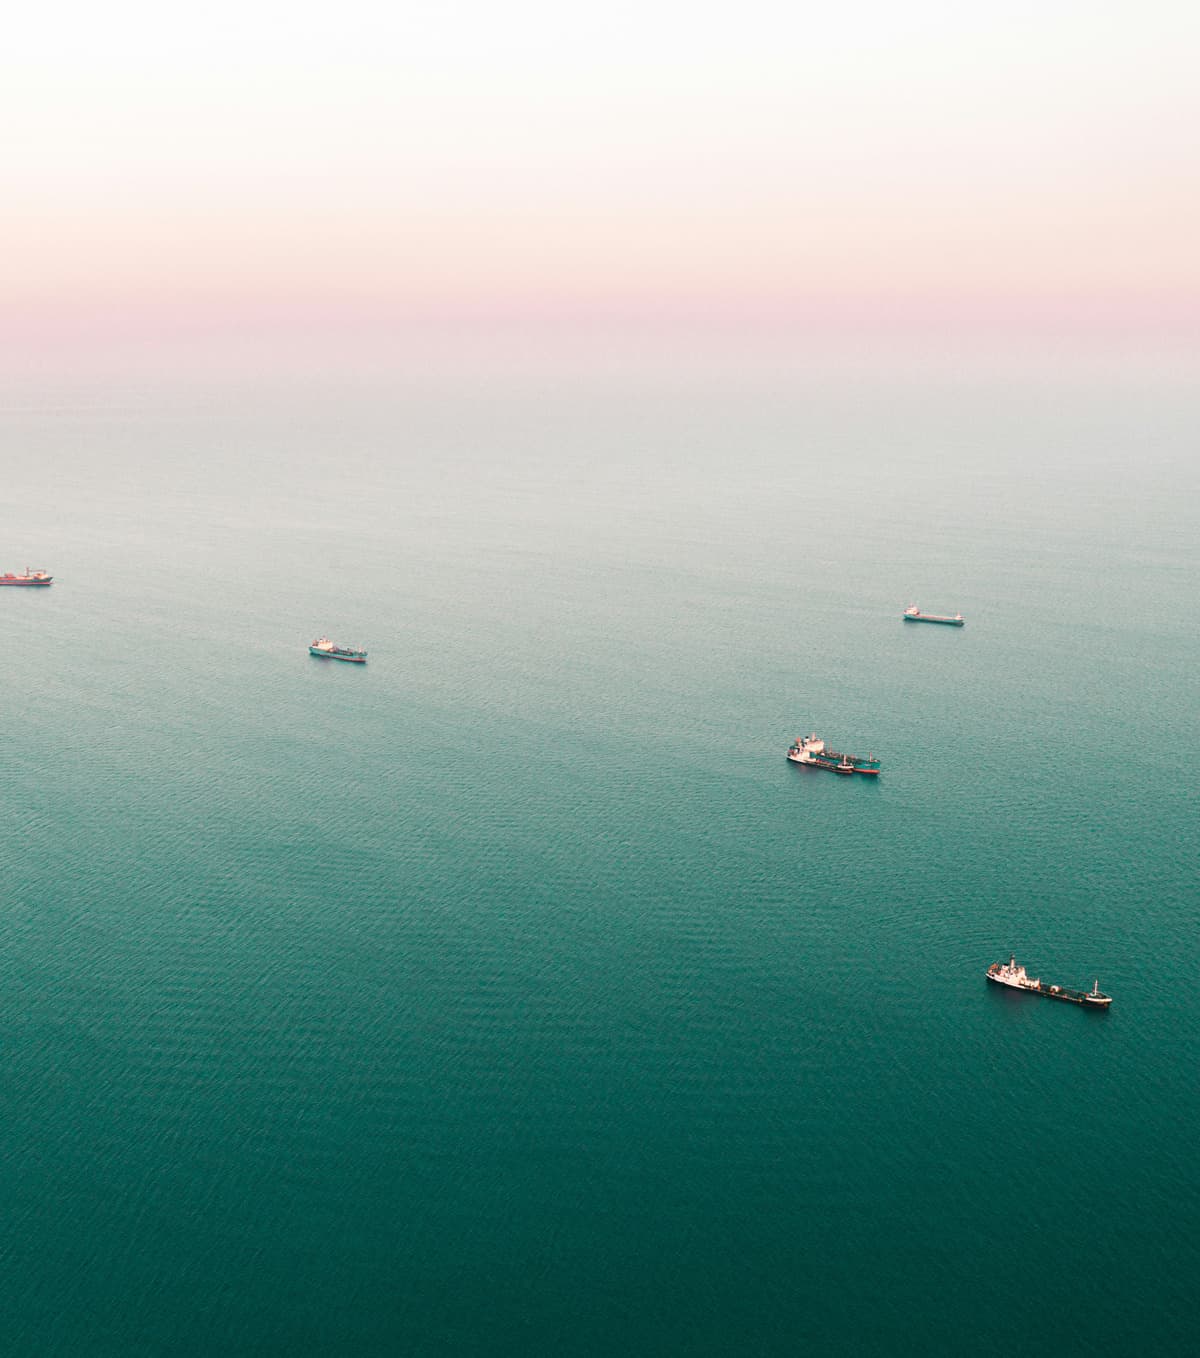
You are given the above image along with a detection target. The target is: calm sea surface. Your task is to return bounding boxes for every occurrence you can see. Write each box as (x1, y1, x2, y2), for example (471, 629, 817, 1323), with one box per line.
(2, 374, 1197, 1354)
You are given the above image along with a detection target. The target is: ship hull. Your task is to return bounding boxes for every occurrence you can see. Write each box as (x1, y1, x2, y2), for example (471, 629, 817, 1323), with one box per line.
(787, 754, 880, 775)
(986, 973, 1110, 1007)
(309, 648, 366, 663)
(0, 578, 52, 587)
(904, 614, 962, 626)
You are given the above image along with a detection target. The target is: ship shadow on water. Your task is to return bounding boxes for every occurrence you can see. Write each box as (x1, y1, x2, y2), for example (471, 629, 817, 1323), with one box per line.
(785, 764, 882, 788)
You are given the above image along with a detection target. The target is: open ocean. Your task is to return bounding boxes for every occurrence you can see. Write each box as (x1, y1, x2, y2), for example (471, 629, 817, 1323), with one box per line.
(2, 373, 1197, 1354)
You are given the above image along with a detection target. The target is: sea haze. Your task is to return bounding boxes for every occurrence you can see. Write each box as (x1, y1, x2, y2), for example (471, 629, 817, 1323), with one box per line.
(2, 373, 1197, 1354)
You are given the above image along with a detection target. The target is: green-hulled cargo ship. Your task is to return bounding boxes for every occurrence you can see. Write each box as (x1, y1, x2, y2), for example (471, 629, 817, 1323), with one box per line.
(309, 636, 367, 664)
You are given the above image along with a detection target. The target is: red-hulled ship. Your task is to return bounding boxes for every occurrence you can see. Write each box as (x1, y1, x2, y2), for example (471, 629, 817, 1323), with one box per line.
(0, 568, 53, 586)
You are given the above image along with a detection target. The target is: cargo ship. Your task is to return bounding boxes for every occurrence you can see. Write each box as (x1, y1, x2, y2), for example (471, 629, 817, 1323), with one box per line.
(903, 605, 963, 626)
(309, 636, 367, 664)
(986, 955, 1111, 1007)
(0, 568, 53, 586)
(787, 734, 880, 776)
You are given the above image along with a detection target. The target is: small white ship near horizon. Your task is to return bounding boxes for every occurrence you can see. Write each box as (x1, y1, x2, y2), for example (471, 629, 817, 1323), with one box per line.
(903, 604, 964, 626)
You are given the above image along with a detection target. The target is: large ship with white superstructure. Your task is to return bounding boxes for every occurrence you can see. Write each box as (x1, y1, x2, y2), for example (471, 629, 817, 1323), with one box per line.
(986, 954, 1111, 1007)
(787, 734, 880, 776)
(309, 636, 367, 664)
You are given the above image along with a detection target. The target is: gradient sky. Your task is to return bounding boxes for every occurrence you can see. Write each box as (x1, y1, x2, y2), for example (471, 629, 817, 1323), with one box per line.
(4, 1, 1198, 376)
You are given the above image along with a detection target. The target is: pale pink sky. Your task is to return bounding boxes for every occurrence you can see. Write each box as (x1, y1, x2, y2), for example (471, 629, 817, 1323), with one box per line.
(4, 1, 1198, 377)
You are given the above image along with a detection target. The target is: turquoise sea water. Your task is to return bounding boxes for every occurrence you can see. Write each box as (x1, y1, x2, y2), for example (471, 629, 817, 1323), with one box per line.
(2, 375, 1197, 1354)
